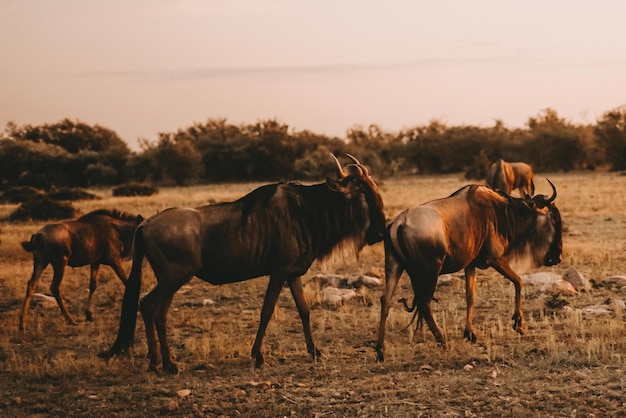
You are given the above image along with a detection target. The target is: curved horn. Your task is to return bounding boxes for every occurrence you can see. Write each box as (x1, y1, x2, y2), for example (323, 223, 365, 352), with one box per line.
(330, 153, 347, 178)
(345, 153, 370, 176)
(345, 153, 362, 165)
(545, 178, 557, 203)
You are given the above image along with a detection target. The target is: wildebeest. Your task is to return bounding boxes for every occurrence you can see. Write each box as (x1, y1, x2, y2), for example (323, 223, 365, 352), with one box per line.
(375, 180, 562, 361)
(103, 154, 386, 373)
(486, 159, 535, 196)
(19, 209, 143, 330)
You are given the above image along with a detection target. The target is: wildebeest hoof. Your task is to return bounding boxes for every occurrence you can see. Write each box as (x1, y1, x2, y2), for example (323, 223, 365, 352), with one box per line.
(98, 350, 113, 360)
(252, 353, 264, 368)
(463, 329, 477, 343)
(375, 349, 385, 362)
(162, 363, 179, 375)
(85, 311, 93, 322)
(310, 347, 325, 361)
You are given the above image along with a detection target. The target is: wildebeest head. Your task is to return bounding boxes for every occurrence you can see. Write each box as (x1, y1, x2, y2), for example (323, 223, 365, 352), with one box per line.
(525, 179, 562, 267)
(328, 154, 386, 245)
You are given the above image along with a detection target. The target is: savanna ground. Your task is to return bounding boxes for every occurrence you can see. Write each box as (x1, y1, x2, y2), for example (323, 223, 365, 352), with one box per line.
(1, 173, 625, 417)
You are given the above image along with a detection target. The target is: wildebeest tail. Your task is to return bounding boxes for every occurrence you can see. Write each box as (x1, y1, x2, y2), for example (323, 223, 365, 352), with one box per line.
(103, 226, 145, 358)
(398, 297, 422, 333)
(21, 234, 40, 252)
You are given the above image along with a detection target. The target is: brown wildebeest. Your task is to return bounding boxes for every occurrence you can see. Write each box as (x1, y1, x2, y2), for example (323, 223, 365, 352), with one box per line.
(375, 180, 562, 361)
(486, 159, 535, 196)
(102, 154, 386, 373)
(19, 209, 144, 330)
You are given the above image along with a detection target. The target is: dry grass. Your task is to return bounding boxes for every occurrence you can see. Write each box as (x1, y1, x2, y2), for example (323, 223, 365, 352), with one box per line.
(1, 173, 625, 417)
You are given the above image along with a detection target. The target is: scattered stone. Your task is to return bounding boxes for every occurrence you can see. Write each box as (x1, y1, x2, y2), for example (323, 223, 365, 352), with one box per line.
(562, 267, 591, 292)
(177, 389, 191, 398)
(581, 305, 612, 315)
(522, 272, 560, 286)
(322, 287, 357, 305)
(359, 275, 382, 288)
(30, 293, 57, 308)
(365, 266, 384, 278)
(540, 279, 578, 296)
(312, 273, 343, 288)
(438, 274, 456, 285)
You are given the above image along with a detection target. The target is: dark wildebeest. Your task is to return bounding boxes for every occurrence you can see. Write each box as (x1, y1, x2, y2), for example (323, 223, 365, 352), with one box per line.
(375, 180, 562, 361)
(103, 154, 386, 373)
(19, 209, 143, 330)
(486, 159, 535, 196)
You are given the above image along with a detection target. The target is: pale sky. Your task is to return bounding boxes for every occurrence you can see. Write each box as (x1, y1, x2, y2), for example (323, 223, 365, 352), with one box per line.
(1, 1, 625, 150)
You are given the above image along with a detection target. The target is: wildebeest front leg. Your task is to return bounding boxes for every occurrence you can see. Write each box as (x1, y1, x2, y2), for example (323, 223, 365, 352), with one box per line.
(464, 266, 478, 342)
(288, 276, 321, 361)
(50, 259, 77, 326)
(251, 274, 285, 368)
(84, 264, 100, 322)
(19, 256, 49, 331)
(491, 261, 525, 334)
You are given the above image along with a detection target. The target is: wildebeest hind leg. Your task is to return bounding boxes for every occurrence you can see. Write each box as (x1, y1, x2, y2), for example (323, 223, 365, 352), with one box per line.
(50, 259, 76, 326)
(19, 256, 48, 331)
(409, 269, 446, 346)
(288, 276, 321, 361)
(375, 255, 404, 362)
(155, 295, 178, 374)
(84, 264, 100, 322)
(139, 282, 181, 373)
(251, 274, 285, 368)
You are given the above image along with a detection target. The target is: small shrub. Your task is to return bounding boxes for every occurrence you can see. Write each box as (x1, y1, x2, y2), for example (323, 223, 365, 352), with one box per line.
(47, 188, 100, 201)
(0, 186, 46, 203)
(9, 198, 76, 222)
(112, 183, 158, 197)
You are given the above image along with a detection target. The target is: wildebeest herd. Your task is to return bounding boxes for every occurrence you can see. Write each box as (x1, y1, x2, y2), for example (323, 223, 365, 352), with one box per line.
(18, 155, 563, 374)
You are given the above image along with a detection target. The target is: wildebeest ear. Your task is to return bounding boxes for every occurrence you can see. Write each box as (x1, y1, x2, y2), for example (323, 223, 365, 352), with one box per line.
(326, 177, 346, 192)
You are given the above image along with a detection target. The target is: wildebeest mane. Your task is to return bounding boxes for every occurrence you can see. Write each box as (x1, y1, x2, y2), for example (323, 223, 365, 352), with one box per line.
(454, 185, 553, 271)
(236, 181, 368, 264)
(78, 209, 139, 224)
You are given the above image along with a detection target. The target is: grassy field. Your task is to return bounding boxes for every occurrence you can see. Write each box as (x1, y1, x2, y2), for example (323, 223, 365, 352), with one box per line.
(1, 173, 625, 417)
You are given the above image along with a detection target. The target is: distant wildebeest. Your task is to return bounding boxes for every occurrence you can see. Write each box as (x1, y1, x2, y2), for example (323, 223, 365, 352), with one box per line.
(19, 209, 144, 331)
(103, 154, 386, 373)
(486, 159, 535, 196)
(375, 180, 562, 361)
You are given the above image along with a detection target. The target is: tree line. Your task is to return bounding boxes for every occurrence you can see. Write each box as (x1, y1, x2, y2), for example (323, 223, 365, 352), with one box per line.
(1, 106, 625, 189)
